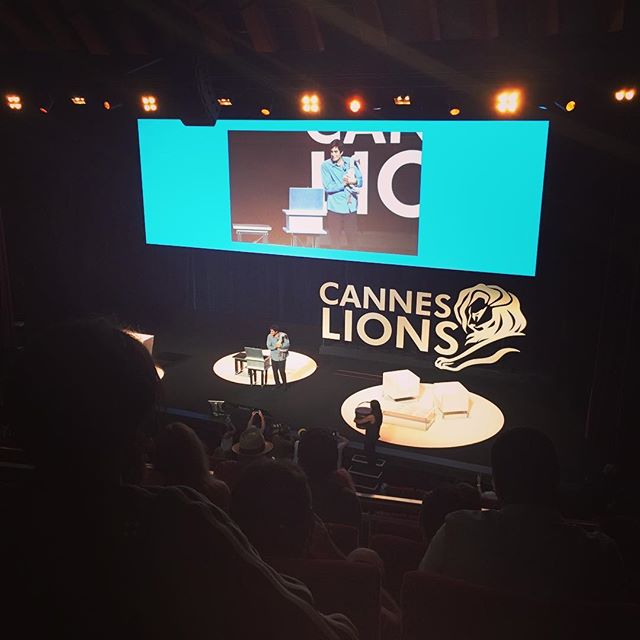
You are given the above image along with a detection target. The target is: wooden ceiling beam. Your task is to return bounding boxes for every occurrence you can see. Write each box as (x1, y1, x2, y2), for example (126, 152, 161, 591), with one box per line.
(473, 0, 499, 39)
(179, 0, 233, 55)
(290, 1, 324, 52)
(240, 1, 278, 53)
(598, 0, 625, 32)
(404, 0, 441, 42)
(105, 0, 150, 56)
(32, 0, 81, 51)
(0, 0, 49, 51)
(59, 0, 111, 55)
(352, 0, 387, 47)
(526, 0, 560, 37)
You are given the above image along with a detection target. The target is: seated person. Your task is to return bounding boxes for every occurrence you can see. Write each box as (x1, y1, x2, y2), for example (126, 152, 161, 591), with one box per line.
(1, 319, 357, 640)
(149, 421, 230, 512)
(215, 426, 273, 489)
(297, 428, 361, 528)
(419, 482, 481, 543)
(420, 427, 628, 602)
(231, 459, 400, 638)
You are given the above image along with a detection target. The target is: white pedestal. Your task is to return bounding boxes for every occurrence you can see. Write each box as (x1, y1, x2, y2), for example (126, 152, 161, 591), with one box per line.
(382, 385, 436, 431)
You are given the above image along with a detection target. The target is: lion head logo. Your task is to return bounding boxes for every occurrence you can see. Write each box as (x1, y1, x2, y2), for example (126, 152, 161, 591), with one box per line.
(435, 284, 526, 372)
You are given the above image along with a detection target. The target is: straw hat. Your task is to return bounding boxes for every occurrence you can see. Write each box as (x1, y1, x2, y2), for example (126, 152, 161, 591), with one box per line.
(232, 426, 274, 457)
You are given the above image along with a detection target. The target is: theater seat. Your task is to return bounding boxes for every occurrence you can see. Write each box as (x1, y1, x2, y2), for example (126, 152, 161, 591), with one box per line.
(267, 557, 381, 640)
(369, 534, 426, 602)
(325, 522, 360, 555)
(401, 570, 640, 640)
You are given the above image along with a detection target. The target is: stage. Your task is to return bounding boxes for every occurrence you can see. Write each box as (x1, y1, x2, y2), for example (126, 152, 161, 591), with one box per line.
(141, 311, 589, 485)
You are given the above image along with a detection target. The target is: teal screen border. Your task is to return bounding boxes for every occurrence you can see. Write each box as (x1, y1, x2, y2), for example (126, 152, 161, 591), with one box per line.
(137, 119, 548, 276)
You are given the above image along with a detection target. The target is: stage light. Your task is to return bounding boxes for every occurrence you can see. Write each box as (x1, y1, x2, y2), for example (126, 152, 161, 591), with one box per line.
(554, 99, 576, 112)
(217, 97, 232, 106)
(495, 89, 522, 115)
(301, 93, 320, 114)
(449, 107, 461, 116)
(348, 97, 363, 113)
(6, 94, 22, 110)
(141, 95, 158, 112)
(71, 96, 86, 105)
(260, 107, 271, 116)
(614, 87, 636, 102)
(394, 95, 411, 106)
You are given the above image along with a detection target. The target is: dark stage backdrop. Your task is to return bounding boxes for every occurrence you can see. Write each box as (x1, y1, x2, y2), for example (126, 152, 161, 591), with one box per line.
(2, 115, 640, 477)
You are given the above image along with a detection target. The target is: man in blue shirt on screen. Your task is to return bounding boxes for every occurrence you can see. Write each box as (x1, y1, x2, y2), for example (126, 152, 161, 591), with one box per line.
(321, 139, 363, 249)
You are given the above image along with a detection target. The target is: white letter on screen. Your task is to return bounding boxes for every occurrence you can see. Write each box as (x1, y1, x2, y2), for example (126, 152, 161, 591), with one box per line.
(352, 151, 368, 215)
(377, 149, 421, 219)
(343, 131, 387, 144)
(390, 132, 424, 143)
(308, 131, 341, 144)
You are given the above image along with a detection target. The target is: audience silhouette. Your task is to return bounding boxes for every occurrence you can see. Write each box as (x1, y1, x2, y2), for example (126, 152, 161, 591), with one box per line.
(297, 427, 362, 528)
(420, 427, 628, 601)
(1, 319, 357, 639)
(148, 421, 231, 511)
(419, 481, 481, 543)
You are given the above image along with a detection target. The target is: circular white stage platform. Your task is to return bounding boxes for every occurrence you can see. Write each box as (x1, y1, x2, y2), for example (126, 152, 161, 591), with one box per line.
(341, 384, 504, 449)
(213, 350, 317, 386)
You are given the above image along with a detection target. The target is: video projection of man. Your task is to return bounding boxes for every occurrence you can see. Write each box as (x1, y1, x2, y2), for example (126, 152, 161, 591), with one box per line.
(228, 130, 422, 255)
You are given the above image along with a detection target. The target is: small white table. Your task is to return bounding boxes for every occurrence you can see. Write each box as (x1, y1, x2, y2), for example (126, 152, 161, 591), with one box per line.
(232, 223, 272, 243)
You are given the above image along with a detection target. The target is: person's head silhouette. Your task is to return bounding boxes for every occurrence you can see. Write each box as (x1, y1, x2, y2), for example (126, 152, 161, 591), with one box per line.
(491, 428, 559, 506)
(6, 318, 160, 481)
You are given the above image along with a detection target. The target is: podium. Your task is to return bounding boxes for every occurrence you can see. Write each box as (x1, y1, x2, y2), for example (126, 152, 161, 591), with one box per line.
(244, 346, 271, 385)
(282, 187, 327, 247)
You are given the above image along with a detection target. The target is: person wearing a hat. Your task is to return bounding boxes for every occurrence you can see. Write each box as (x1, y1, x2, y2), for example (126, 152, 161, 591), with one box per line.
(232, 426, 274, 458)
(216, 426, 274, 489)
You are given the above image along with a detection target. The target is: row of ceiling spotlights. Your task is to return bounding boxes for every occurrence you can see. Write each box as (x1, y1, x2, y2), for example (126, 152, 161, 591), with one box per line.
(4, 94, 158, 113)
(5, 87, 637, 116)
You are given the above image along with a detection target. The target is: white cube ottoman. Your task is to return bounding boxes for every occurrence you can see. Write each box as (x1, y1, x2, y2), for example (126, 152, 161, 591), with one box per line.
(382, 369, 420, 400)
(433, 381, 470, 418)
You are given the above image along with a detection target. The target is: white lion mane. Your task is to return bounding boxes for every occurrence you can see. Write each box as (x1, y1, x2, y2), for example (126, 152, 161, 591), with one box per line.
(454, 284, 527, 346)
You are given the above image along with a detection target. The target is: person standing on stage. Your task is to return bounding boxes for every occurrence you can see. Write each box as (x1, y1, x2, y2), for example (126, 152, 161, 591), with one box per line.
(321, 139, 363, 249)
(267, 325, 290, 388)
(354, 399, 383, 469)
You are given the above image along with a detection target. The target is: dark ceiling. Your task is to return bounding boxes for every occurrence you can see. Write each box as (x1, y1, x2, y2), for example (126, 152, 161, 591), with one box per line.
(0, 0, 635, 57)
(1, 1, 639, 123)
